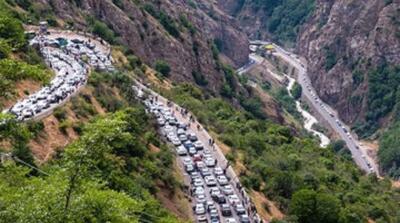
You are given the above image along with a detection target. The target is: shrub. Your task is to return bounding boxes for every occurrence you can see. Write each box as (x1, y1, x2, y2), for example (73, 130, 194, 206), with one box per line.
(0, 15, 26, 49)
(0, 40, 11, 59)
(127, 55, 142, 69)
(192, 70, 208, 86)
(26, 120, 44, 138)
(53, 107, 67, 121)
(59, 120, 72, 134)
(179, 14, 196, 35)
(291, 82, 302, 99)
(154, 60, 171, 77)
(91, 20, 116, 44)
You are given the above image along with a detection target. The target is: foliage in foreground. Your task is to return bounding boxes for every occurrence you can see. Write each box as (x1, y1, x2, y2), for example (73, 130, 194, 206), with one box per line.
(0, 2, 51, 103)
(0, 107, 180, 223)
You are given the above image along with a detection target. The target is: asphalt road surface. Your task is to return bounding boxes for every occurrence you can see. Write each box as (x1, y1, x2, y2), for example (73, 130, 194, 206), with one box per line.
(239, 53, 330, 147)
(133, 81, 263, 223)
(271, 44, 378, 175)
(4, 29, 114, 121)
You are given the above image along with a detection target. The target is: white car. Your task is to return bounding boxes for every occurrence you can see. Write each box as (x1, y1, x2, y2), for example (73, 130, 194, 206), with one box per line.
(196, 194, 207, 204)
(185, 164, 194, 172)
(176, 146, 187, 156)
(179, 134, 188, 142)
(222, 185, 234, 195)
(210, 187, 221, 197)
(177, 128, 186, 136)
(167, 132, 176, 141)
(194, 186, 205, 195)
(217, 175, 229, 186)
(214, 167, 224, 176)
(172, 138, 181, 146)
(182, 157, 193, 166)
(205, 176, 217, 186)
(193, 178, 204, 187)
(205, 157, 216, 167)
(163, 125, 174, 135)
(225, 218, 236, 223)
(194, 203, 206, 215)
(194, 141, 204, 150)
(228, 194, 240, 205)
(203, 148, 211, 155)
(188, 147, 197, 156)
(195, 161, 206, 169)
(235, 204, 246, 215)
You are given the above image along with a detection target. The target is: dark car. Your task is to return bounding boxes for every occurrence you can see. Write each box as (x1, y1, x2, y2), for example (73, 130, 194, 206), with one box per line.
(183, 141, 193, 149)
(188, 133, 198, 142)
(71, 39, 84, 44)
(178, 122, 188, 130)
(213, 194, 226, 204)
(221, 204, 232, 217)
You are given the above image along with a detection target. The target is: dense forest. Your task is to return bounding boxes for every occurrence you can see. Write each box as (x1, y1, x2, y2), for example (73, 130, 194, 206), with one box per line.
(246, 0, 315, 43)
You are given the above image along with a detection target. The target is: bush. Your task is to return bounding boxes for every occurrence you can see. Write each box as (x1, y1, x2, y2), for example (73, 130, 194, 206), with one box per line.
(0, 39, 11, 59)
(127, 55, 142, 69)
(53, 107, 67, 121)
(273, 87, 301, 119)
(158, 11, 180, 38)
(59, 120, 72, 134)
(0, 15, 26, 49)
(179, 14, 196, 35)
(324, 47, 337, 71)
(90, 20, 116, 44)
(71, 96, 97, 118)
(26, 120, 44, 138)
(0, 59, 51, 97)
(192, 70, 208, 86)
(291, 82, 302, 99)
(154, 60, 171, 77)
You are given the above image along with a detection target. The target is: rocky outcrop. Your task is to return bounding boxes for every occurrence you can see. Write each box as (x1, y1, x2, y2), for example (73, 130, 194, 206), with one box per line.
(37, 0, 249, 94)
(297, 0, 400, 125)
(216, 0, 271, 40)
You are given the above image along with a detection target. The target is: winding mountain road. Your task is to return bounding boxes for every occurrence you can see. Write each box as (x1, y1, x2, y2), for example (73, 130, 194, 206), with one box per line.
(4, 29, 113, 121)
(244, 40, 378, 175)
(237, 53, 330, 148)
(273, 44, 378, 175)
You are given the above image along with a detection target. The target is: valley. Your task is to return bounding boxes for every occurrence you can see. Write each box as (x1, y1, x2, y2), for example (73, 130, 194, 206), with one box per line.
(0, 0, 400, 222)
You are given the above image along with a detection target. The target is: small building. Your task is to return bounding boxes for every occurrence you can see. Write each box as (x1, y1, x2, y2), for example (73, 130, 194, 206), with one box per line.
(264, 44, 275, 52)
(39, 21, 48, 34)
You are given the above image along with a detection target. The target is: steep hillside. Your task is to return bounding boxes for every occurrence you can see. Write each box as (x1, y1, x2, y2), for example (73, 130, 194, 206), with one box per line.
(297, 0, 400, 137)
(29, 0, 249, 94)
(217, 0, 315, 45)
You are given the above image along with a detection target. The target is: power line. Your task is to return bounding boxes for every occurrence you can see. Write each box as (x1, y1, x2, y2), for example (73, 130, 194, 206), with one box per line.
(12, 156, 50, 176)
(0, 152, 50, 176)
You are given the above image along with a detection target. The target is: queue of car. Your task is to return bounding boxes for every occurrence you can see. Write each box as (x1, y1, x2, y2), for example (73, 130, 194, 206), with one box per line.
(302, 75, 375, 173)
(143, 99, 251, 223)
(6, 33, 114, 121)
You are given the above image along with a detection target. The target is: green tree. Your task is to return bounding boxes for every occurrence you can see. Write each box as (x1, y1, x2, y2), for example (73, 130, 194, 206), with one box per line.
(289, 189, 340, 223)
(0, 39, 11, 59)
(291, 82, 302, 99)
(154, 60, 171, 77)
(0, 15, 26, 49)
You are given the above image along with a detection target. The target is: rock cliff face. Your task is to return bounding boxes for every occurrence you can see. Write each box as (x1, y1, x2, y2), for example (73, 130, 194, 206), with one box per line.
(37, 0, 249, 94)
(216, 0, 271, 40)
(297, 0, 400, 126)
(216, 0, 315, 45)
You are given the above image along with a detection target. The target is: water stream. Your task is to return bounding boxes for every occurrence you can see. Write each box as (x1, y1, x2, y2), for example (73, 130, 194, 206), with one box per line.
(285, 75, 330, 147)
